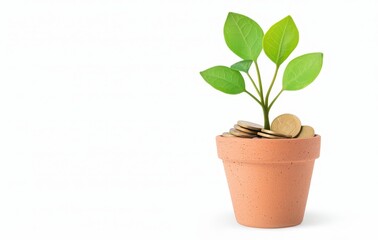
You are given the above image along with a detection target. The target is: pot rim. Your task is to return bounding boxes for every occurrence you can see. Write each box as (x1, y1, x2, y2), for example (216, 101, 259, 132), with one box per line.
(217, 134, 320, 142)
(216, 135, 321, 164)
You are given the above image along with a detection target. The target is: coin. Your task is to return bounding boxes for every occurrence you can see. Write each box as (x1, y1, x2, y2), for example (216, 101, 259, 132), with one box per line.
(222, 132, 235, 137)
(271, 114, 302, 137)
(237, 120, 263, 131)
(257, 132, 285, 139)
(234, 124, 259, 135)
(229, 128, 256, 138)
(261, 128, 292, 138)
(296, 125, 315, 139)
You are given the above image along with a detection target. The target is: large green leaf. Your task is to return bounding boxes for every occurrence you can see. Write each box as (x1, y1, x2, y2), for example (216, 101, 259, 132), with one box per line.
(224, 12, 264, 61)
(230, 60, 253, 73)
(200, 66, 245, 94)
(263, 16, 299, 66)
(282, 53, 323, 91)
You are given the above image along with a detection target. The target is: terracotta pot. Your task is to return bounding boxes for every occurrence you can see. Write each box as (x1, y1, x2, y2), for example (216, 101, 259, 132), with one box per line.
(216, 135, 321, 228)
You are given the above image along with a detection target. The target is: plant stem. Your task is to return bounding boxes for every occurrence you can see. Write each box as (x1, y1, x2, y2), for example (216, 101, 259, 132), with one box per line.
(254, 61, 273, 129)
(268, 89, 284, 111)
(263, 106, 270, 130)
(246, 72, 261, 98)
(265, 65, 279, 106)
(254, 61, 264, 106)
(245, 90, 263, 107)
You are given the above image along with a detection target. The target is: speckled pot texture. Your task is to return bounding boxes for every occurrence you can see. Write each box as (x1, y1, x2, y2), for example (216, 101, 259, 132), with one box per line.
(216, 135, 321, 228)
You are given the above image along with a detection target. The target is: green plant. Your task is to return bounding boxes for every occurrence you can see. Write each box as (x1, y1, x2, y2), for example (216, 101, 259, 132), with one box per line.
(200, 13, 323, 129)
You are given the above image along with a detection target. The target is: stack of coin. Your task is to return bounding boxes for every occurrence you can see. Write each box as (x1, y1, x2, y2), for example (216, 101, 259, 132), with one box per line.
(257, 128, 292, 139)
(222, 120, 263, 138)
(260, 113, 315, 139)
(221, 114, 316, 139)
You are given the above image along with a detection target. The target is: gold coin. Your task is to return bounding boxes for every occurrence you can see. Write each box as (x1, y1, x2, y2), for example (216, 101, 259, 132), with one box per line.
(257, 132, 285, 139)
(222, 132, 235, 137)
(237, 120, 263, 131)
(296, 125, 315, 139)
(261, 128, 292, 138)
(271, 114, 302, 137)
(234, 124, 259, 135)
(229, 128, 256, 138)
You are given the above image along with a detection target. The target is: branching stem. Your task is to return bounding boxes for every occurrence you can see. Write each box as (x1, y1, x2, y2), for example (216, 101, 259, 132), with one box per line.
(265, 65, 279, 106)
(254, 61, 264, 106)
(245, 62, 284, 129)
(246, 72, 261, 99)
(268, 89, 284, 111)
(245, 90, 263, 107)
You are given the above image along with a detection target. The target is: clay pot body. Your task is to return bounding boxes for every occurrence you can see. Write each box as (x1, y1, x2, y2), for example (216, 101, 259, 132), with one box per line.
(216, 135, 321, 228)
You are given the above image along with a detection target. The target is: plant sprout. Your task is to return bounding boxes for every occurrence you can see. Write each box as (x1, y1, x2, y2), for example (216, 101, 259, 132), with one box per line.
(200, 12, 323, 129)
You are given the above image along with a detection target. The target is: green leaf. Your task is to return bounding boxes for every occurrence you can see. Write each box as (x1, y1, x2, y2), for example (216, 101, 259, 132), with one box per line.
(230, 60, 253, 73)
(224, 12, 264, 61)
(263, 16, 299, 66)
(282, 53, 323, 91)
(200, 66, 245, 94)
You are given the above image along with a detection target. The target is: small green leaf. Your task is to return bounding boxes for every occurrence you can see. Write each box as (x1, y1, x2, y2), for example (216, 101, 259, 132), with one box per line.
(230, 60, 253, 73)
(263, 16, 299, 66)
(200, 66, 245, 94)
(282, 53, 323, 91)
(224, 12, 264, 61)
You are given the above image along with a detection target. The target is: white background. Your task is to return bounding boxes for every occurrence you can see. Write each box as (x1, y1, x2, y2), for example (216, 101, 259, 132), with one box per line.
(0, 0, 378, 239)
